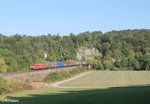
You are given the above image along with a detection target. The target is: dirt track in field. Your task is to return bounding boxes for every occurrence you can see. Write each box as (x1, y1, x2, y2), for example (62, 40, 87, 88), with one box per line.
(51, 71, 92, 88)
(54, 71, 150, 88)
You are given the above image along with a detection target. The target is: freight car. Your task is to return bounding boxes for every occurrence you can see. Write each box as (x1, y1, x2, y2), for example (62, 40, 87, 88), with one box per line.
(30, 61, 87, 70)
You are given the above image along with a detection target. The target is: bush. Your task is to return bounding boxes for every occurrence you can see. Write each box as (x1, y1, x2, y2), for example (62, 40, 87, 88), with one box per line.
(44, 72, 60, 82)
(44, 67, 87, 82)
(0, 78, 33, 95)
(112, 67, 120, 71)
(0, 58, 7, 73)
(59, 71, 71, 78)
(0, 77, 8, 94)
(69, 68, 80, 75)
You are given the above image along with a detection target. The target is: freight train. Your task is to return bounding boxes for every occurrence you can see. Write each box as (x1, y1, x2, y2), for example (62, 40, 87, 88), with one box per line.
(30, 60, 87, 70)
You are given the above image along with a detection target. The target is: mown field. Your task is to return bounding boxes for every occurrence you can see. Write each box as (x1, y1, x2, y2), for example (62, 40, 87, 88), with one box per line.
(0, 71, 150, 104)
(61, 71, 150, 87)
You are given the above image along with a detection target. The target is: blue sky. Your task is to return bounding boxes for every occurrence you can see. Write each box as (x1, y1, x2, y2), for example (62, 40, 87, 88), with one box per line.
(0, 0, 150, 36)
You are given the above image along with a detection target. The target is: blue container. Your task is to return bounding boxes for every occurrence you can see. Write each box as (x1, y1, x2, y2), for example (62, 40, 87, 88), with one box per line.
(56, 61, 64, 68)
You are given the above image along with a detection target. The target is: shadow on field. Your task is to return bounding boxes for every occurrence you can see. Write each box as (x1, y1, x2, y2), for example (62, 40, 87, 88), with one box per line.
(1, 85, 150, 104)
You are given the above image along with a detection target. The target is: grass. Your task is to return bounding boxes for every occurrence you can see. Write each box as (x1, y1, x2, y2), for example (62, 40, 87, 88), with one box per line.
(0, 86, 150, 104)
(61, 71, 150, 87)
(0, 71, 150, 104)
(44, 67, 87, 82)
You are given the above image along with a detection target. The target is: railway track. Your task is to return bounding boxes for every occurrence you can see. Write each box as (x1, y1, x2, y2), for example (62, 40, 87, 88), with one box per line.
(1, 66, 78, 79)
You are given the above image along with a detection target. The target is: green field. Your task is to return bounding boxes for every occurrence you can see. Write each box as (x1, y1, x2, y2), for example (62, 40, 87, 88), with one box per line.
(0, 71, 150, 104)
(61, 71, 150, 87)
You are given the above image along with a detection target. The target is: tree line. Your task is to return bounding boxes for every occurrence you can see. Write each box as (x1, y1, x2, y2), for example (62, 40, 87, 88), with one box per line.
(94, 29, 150, 70)
(0, 29, 150, 73)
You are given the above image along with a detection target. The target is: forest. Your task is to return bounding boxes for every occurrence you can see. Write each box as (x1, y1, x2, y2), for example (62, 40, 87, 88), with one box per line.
(0, 29, 150, 73)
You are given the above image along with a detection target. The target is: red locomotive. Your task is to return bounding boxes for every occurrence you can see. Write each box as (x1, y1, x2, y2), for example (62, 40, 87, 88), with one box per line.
(30, 63, 48, 70)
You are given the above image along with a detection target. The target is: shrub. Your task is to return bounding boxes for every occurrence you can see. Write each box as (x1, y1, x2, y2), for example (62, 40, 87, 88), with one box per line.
(0, 78, 33, 95)
(44, 72, 60, 82)
(0, 58, 7, 73)
(59, 71, 71, 78)
(112, 67, 120, 71)
(0, 77, 8, 94)
(44, 67, 87, 82)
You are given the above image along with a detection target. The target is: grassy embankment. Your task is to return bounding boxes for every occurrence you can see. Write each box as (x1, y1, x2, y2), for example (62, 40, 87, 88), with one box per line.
(0, 67, 88, 95)
(44, 67, 88, 82)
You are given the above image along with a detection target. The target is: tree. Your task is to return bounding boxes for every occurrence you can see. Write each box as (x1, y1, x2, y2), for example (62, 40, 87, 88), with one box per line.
(0, 58, 7, 73)
(37, 50, 46, 59)
(141, 53, 150, 70)
(103, 59, 113, 70)
(49, 50, 57, 61)
(120, 57, 128, 68)
(0, 29, 150, 72)
(112, 49, 121, 60)
(128, 57, 140, 70)
(90, 58, 103, 70)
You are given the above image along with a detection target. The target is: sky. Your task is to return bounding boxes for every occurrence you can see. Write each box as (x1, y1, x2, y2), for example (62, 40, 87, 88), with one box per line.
(0, 0, 150, 36)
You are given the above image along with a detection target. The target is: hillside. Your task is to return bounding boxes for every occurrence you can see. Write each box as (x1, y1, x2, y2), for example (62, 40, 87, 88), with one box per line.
(0, 29, 150, 72)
